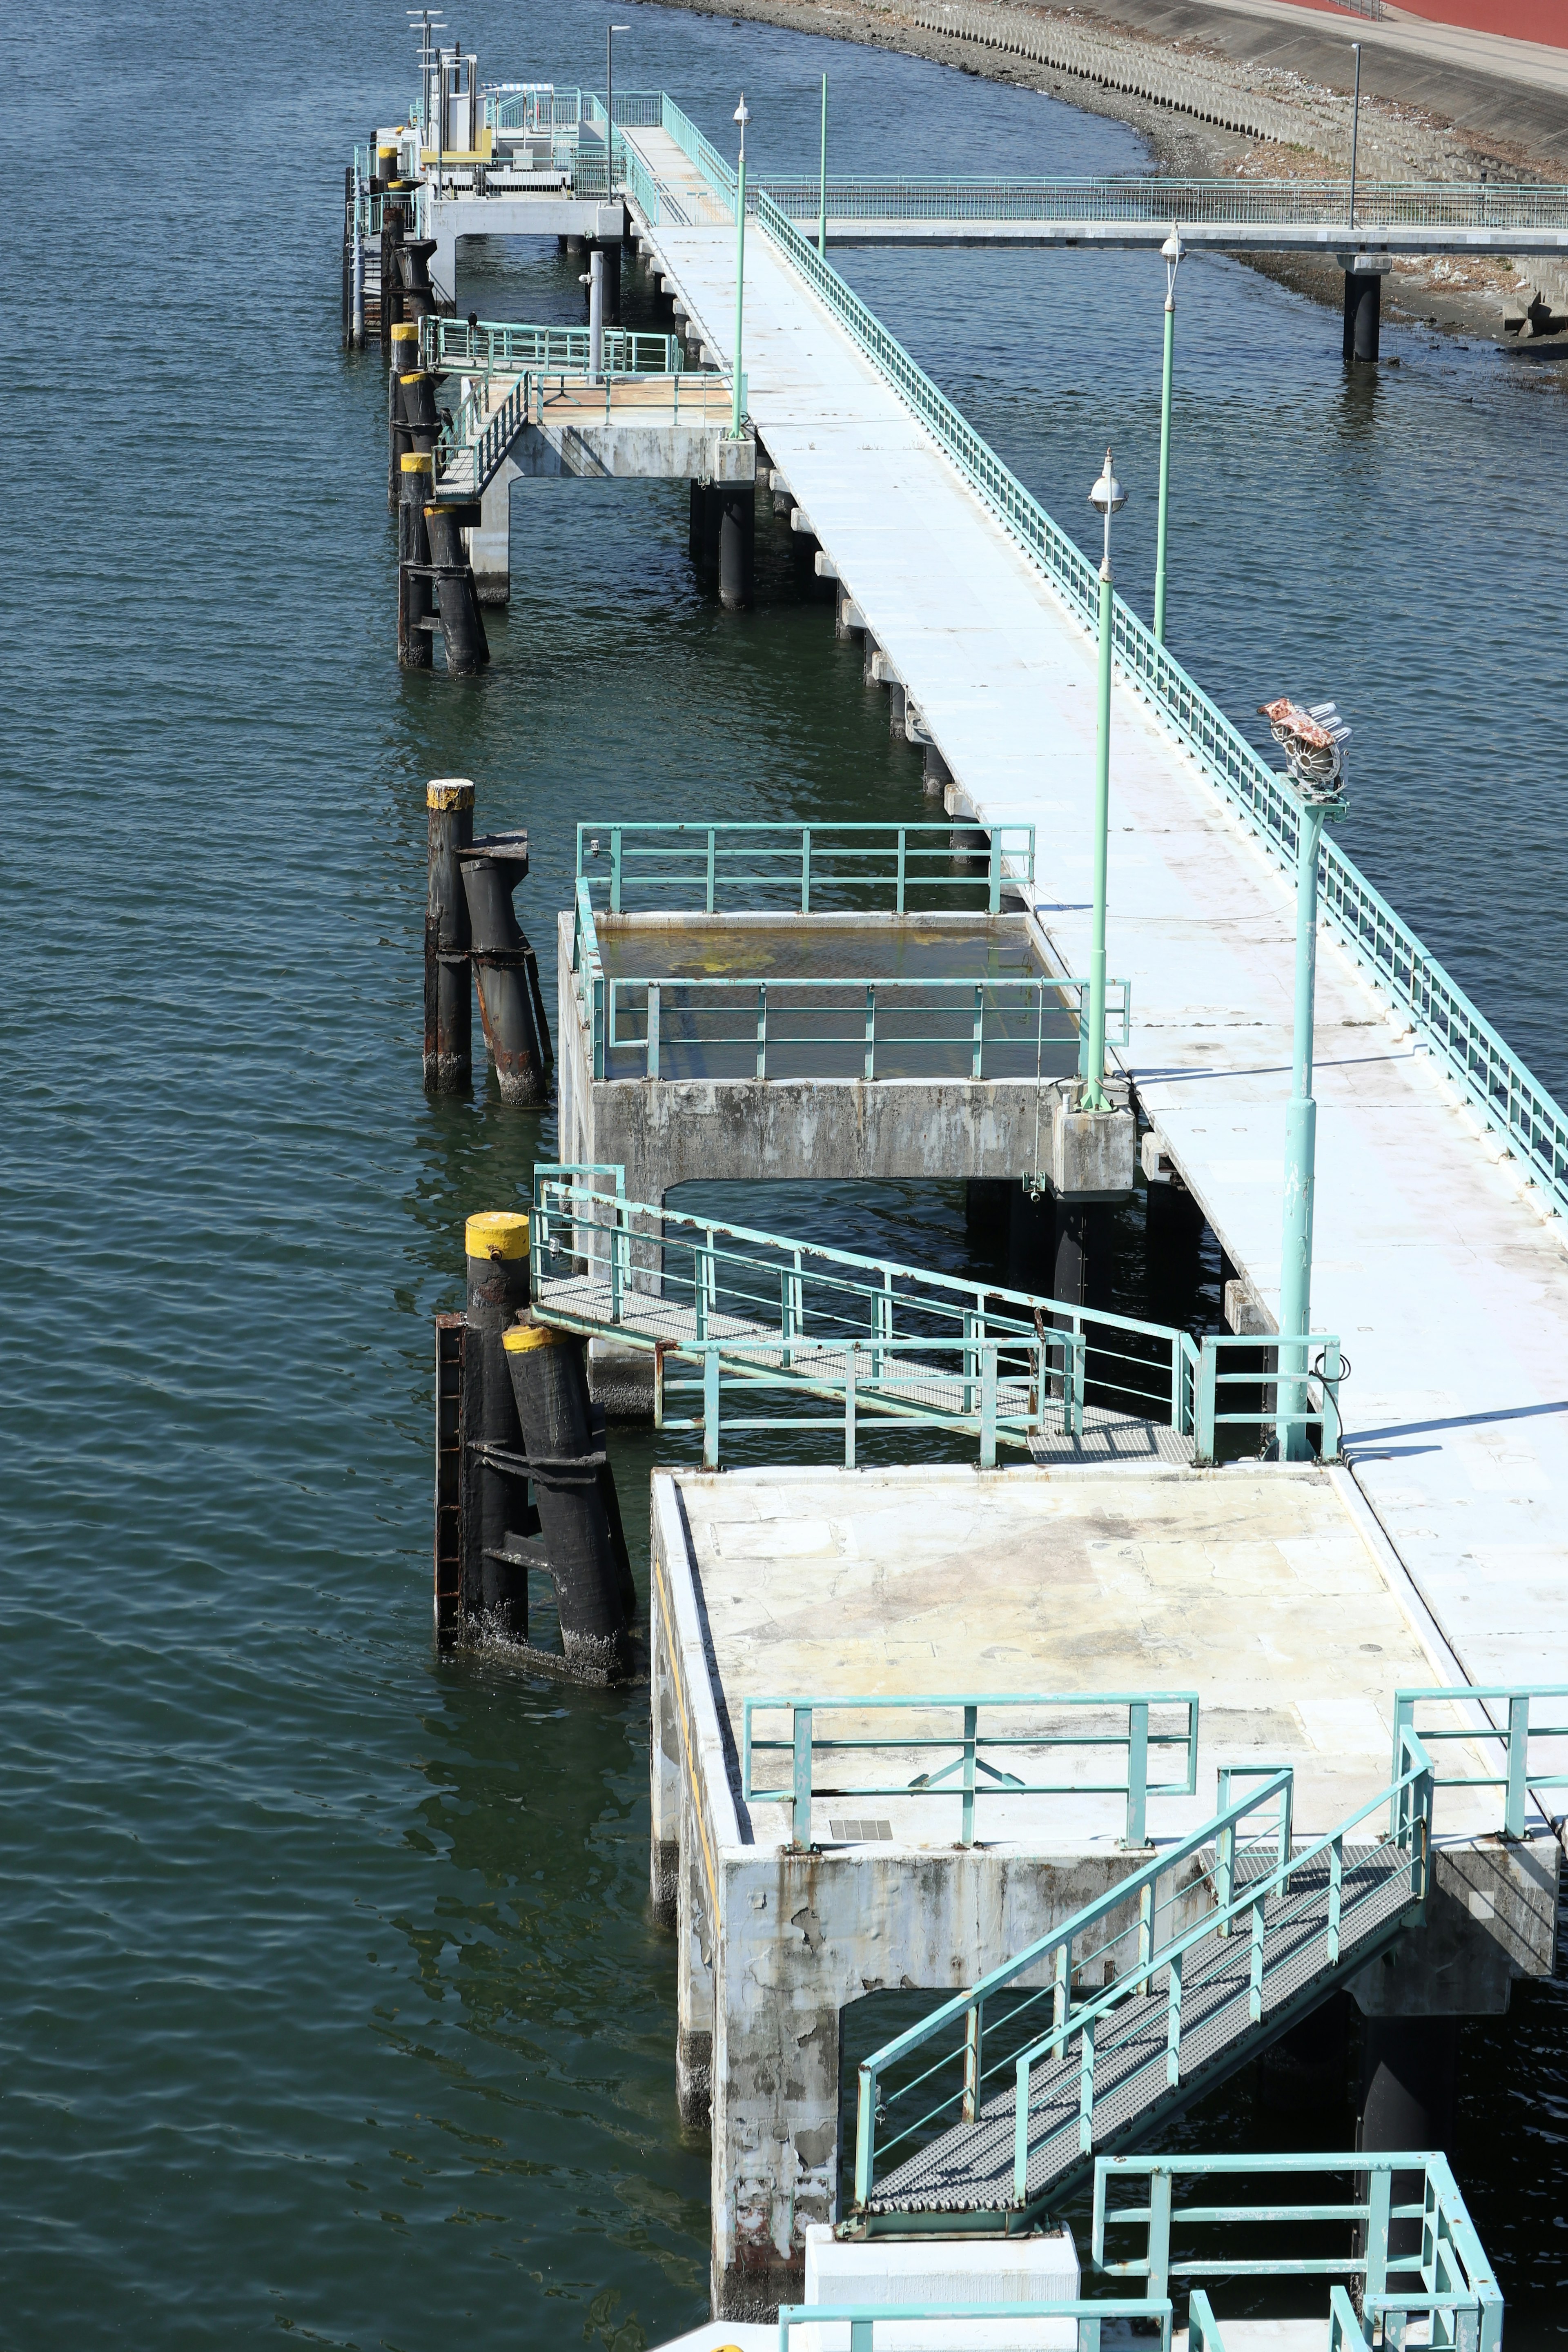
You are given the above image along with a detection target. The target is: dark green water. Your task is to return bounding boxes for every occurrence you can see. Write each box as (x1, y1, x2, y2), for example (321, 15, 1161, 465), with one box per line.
(4, 0, 1566, 2342)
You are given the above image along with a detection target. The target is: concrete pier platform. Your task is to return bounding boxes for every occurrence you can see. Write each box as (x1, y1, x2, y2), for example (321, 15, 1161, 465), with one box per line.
(649, 1461, 1558, 2316)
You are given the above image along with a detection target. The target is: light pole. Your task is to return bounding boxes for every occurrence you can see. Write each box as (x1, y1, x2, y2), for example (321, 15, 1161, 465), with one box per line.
(1084, 449, 1126, 1113)
(731, 95, 750, 439)
(606, 24, 630, 194)
(1154, 226, 1182, 646)
(818, 73, 829, 260)
(1260, 694, 1351, 1459)
(1348, 41, 1363, 233)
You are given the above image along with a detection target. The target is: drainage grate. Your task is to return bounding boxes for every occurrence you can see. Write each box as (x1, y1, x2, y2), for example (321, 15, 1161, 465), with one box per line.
(829, 1819, 893, 1843)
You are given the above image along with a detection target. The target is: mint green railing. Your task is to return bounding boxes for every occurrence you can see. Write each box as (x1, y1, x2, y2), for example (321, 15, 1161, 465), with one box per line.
(752, 189, 1568, 1218)
(422, 315, 685, 376)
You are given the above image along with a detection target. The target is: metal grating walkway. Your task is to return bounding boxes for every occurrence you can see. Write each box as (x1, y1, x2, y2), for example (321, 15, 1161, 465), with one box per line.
(865, 1841, 1414, 2217)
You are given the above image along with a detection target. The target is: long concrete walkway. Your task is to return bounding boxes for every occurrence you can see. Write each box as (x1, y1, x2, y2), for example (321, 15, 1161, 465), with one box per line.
(624, 123, 1568, 1693)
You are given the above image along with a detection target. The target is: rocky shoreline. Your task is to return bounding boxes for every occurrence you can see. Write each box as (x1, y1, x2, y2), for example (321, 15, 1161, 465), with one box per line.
(644, 0, 1568, 349)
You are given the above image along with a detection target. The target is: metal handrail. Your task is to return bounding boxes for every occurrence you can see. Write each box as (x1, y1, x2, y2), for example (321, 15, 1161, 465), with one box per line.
(749, 172, 1568, 233)
(754, 189, 1568, 1220)
(851, 1730, 1432, 2216)
(742, 1691, 1199, 1849)
(577, 817, 1037, 915)
(1098, 2152, 1499, 2343)
(604, 972, 1126, 1086)
(1392, 1684, 1568, 1839)
(779, 2302, 1174, 2352)
(423, 315, 685, 375)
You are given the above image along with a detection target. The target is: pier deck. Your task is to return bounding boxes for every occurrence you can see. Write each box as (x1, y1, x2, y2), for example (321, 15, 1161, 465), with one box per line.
(622, 121, 1568, 1702)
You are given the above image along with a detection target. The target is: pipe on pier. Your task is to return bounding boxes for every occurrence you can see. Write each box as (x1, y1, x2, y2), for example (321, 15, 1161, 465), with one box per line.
(461, 835, 550, 1105)
(718, 484, 755, 611)
(423, 502, 490, 676)
(504, 1322, 635, 1682)
(462, 1212, 537, 1637)
(424, 779, 474, 1092)
(397, 236, 439, 326)
(398, 453, 434, 670)
(1343, 270, 1381, 364)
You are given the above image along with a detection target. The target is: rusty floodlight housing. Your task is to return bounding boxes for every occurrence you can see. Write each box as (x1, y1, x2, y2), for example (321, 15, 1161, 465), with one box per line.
(1260, 695, 1351, 804)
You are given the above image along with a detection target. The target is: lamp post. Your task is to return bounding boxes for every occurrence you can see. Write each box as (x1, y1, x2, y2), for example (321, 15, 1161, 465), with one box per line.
(1348, 41, 1363, 233)
(606, 24, 630, 194)
(1084, 450, 1126, 1113)
(1154, 227, 1182, 646)
(731, 95, 750, 439)
(1260, 695, 1351, 1460)
(818, 73, 828, 260)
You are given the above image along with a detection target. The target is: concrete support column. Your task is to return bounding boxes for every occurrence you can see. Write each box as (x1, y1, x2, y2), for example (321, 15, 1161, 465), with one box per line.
(598, 240, 622, 325)
(1054, 1200, 1091, 1311)
(710, 1872, 842, 2321)
(701, 481, 722, 590)
(835, 584, 861, 642)
(649, 1599, 683, 1928)
(886, 679, 907, 741)
(1343, 270, 1381, 363)
(1359, 2016, 1459, 2269)
(922, 742, 951, 797)
(862, 630, 879, 688)
(718, 483, 755, 611)
(677, 1792, 715, 2127)
(467, 458, 517, 606)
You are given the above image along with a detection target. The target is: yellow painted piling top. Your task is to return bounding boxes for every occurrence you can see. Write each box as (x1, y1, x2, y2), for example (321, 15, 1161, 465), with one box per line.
(428, 777, 475, 810)
(466, 1210, 530, 1261)
(503, 1319, 564, 1353)
(390, 321, 420, 342)
(399, 369, 431, 384)
(401, 452, 434, 473)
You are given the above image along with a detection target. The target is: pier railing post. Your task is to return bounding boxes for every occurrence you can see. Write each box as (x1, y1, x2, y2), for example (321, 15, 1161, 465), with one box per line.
(791, 1704, 814, 1848)
(1505, 1693, 1530, 1839)
(1124, 1700, 1149, 1847)
(1154, 229, 1181, 644)
(1278, 799, 1326, 1458)
(1194, 1340, 1218, 1466)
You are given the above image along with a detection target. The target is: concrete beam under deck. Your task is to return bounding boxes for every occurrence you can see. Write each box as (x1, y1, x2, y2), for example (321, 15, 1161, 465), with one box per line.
(427, 194, 626, 304)
(651, 1462, 1558, 2320)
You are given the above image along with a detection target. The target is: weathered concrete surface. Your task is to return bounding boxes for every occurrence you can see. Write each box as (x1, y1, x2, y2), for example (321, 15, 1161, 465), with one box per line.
(504, 414, 754, 481)
(649, 1462, 1558, 2316)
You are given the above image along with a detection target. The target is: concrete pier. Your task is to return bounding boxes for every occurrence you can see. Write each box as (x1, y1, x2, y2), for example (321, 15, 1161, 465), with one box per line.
(649, 1460, 1559, 2316)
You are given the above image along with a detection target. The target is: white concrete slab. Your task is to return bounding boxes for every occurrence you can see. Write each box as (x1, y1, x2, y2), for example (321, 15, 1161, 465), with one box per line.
(802, 2222, 1080, 2352)
(624, 127, 1568, 1702)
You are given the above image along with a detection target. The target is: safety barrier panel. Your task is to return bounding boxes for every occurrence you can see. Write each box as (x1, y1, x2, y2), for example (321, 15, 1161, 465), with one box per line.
(754, 189, 1568, 1218)
(424, 316, 685, 375)
(1097, 2152, 1500, 2350)
(1392, 1684, 1568, 1839)
(742, 1691, 1199, 1849)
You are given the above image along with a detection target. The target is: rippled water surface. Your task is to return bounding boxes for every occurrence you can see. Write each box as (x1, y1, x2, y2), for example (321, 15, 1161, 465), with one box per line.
(4, 0, 1566, 2342)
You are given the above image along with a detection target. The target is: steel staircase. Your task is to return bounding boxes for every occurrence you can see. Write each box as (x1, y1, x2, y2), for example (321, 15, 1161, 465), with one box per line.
(848, 1738, 1434, 2236)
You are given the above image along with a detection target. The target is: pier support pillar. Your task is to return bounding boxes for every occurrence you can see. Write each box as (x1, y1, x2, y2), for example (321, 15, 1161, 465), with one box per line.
(397, 453, 434, 669)
(677, 1791, 715, 2127)
(862, 630, 880, 688)
(503, 1322, 634, 1682)
(388, 321, 420, 506)
(1358, 2016, 1459, 2268)
(424, 778, 473, 1091)
(718, 484, 755, 610)
(887, 679, 908, 741)
(1343, 270, 1382, 364)
(461, 834, 550, 1105)
(922, 742, 951, 797)
(467, 457, 517, 606)
(424, 502, 491, 675)
(650, 1597, 683, 1928)
(397, 236, 439, 327)
(597, 240, 622, 325)
(701, 481, 723, 590)
(461, 1211, 536, 1636)
(835, 584, 862, 641)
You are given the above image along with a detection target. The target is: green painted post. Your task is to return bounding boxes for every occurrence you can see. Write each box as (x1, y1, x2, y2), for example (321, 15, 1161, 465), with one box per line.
(1147, 2169, 1173, 2302)
(1125, 1699, 1149, 1846)
(961, 1703, 978, 1846)
(731, 96, 749, 441)
(1154, 229, 1181, 644)
(792, 1703, 813, 1847)
(1278, 798, 1327, 1459)
(853, 2065, 876, 2206)
(818, 74, 828, 261)
(703, 1345, 720, 1467)
(1084, 451, 1125, 1111)
(1506, 1692, 1530, 1838)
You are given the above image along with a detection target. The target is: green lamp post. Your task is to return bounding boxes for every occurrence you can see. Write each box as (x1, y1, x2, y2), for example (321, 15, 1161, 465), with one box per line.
(1154, 226, 1182, 646)
(1084, 448, 1127, 1112)
(818, 74, 828, 260)
(730, 94, 750, 440)
(1260, 694, 1351, 1459)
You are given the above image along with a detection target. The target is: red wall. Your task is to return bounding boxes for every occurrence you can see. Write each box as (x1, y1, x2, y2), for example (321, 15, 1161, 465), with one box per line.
(1390, 0, 1567, 42)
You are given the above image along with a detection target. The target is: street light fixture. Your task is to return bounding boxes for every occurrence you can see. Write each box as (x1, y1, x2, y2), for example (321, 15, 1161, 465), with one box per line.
(818, 73, 829, 260)
(1084, 448, 1127, 1113)
(1259, 693, 1352, 1460)
(1154, 226, 1182, 645)
(730, 95, 751, 440)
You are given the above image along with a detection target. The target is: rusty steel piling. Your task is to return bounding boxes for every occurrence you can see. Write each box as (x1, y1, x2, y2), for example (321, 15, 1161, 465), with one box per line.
(424, 779, 474, 1091)
(461, 1212, 536, 1639)
(423, 503, 490, 676)
(398, 452, 434, 668)
(461, 833, 550, 1105)
(503, 1321, 634, 1682)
